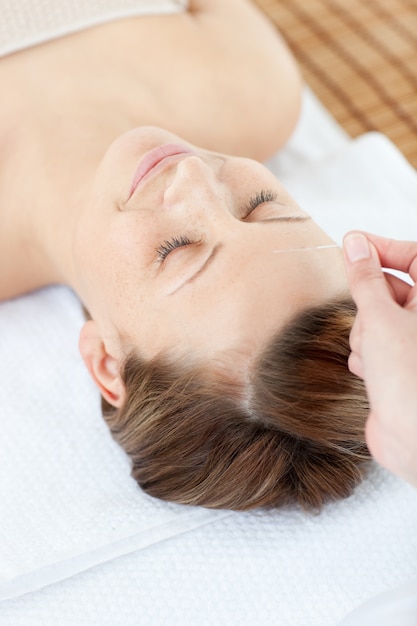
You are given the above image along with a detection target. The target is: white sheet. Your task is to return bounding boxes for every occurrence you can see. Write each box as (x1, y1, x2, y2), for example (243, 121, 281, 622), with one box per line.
(339, 579, 417, 626)
(1, 88, 417, 625)
(0, 288, 228, 597)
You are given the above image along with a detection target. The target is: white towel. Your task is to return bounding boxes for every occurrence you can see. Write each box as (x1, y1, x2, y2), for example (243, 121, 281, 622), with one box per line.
(338, 579, 417, 626)
(0, 288, 228, 597)
(1, 89, 417, 625)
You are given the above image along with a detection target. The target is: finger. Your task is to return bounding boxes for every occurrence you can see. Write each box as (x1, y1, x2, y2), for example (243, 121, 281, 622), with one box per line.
(348, 351, 363, 379)
(383, 271, 413, 306)
(348, 314, 361, 355)
(405, 284, 417, 312)
(343, 232, 393, 310)
(355, 232, 417, 281)
(365, 412, 412, 483)
(344, 233, 414, 307)
(365, 412, 385, 465)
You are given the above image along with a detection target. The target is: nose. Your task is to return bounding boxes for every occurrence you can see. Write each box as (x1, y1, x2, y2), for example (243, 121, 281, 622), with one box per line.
(163, 155, 227, 212)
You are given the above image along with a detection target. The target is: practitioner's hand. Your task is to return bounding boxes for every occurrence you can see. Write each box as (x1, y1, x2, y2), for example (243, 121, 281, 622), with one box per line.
(343, 232, 417, 488)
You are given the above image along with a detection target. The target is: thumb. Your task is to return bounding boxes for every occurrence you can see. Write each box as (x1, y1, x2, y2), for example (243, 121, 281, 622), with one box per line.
(343, 232, 392, 311)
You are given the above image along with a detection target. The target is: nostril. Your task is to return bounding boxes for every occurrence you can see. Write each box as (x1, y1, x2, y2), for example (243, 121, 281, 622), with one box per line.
(163, 155, 218, 208)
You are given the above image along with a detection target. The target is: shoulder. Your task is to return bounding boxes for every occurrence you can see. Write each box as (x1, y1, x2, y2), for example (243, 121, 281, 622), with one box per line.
(168, 0, 303, 159)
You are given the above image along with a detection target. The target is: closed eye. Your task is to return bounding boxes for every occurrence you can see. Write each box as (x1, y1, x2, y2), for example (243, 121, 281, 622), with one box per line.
(156, 235, 194, 262)
(242, 189, 279, 219)
(156, 188, 298, 263)
(155, 189, 278, 262)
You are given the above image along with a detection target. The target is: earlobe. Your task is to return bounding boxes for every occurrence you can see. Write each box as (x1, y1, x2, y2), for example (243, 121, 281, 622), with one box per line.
(78, 320, 126, 408)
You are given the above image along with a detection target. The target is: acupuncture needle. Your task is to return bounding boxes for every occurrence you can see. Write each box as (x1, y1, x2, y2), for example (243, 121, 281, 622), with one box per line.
(272, 244, 339, 254)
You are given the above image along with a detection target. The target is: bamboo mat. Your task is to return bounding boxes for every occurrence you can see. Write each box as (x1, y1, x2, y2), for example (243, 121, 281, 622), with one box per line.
(255, 0, 417, 169)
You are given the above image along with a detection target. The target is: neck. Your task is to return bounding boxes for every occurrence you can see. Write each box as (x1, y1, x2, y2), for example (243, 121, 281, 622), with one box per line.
(0, 100, 136, 300)
(0, 19, 174, 301)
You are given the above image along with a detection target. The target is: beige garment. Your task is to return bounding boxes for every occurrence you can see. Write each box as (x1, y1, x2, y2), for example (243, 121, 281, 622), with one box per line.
(0, 0, 188, 56)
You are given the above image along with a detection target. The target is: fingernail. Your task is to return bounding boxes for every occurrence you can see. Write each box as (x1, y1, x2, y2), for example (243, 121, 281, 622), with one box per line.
(344, 233, 370, 263)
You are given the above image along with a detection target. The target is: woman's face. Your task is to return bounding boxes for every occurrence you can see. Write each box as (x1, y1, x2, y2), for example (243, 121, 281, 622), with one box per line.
(75, 126, 348, 366)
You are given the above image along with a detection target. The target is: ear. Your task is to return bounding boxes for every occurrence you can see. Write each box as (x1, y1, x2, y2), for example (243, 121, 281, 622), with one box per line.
(78, 320, 126, 408)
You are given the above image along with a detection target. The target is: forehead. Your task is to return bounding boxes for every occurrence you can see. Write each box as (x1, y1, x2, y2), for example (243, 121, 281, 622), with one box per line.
(80, 138, 345, 362)
(122, 236, 331, 363)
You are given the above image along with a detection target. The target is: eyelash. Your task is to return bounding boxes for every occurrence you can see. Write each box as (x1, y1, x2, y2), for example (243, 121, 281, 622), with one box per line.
(156, 188, 278, 262)
(243, 189, 278, 218)
(156, 235, 194, 262)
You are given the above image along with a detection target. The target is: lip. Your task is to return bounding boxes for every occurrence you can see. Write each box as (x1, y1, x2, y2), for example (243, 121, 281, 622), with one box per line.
(128, 143, 194, 199)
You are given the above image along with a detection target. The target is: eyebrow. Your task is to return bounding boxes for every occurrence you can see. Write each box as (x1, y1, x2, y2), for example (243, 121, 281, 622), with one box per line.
(257, 216, 310, 223)
(169, 215, 310, 295)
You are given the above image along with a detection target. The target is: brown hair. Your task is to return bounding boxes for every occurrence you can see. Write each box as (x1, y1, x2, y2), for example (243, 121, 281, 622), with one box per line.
(102, 296, 370, 511)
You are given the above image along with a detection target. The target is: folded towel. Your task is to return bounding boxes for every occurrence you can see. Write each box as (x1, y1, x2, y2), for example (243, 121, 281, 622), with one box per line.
(1, 89, 417, 625)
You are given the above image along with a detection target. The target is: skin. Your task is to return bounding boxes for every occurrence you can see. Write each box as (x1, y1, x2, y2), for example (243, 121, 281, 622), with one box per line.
(0, 0, 348, 406)
(75, 126, 348, 405)
(343, 232, 417, 488)
(0, 0, 301, 299)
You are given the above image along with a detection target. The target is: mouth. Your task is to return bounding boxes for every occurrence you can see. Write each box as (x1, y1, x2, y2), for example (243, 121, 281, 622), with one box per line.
(128, 143, 194, 199)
